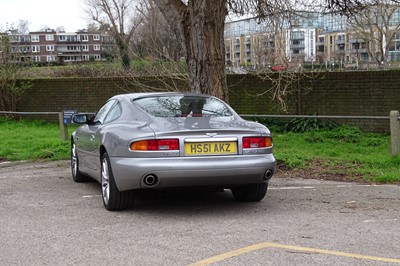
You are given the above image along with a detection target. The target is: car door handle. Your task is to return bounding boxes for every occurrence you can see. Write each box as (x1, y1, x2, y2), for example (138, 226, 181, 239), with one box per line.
(90, 135, 95, 141)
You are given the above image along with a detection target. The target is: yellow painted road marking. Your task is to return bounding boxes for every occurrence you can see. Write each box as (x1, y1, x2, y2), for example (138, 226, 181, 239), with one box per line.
(188, 242, 400, 265)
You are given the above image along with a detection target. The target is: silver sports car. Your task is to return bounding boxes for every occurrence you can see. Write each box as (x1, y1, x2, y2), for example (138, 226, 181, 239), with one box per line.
(71, 92, 276, 211)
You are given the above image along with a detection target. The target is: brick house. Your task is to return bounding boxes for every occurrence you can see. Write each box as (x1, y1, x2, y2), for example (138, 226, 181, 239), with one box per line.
(1, 28, 115, 64)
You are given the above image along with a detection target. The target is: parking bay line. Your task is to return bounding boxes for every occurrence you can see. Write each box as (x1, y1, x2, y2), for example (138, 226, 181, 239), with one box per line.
(269, 184, 393, 191)
(187, 242, 400, 265)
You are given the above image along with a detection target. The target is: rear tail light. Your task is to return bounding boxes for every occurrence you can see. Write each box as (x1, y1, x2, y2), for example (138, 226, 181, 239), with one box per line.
(130, 139, 179, 151)
(242, 137, 272, 149)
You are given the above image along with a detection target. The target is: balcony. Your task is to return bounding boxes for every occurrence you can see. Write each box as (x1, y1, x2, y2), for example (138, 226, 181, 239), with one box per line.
(291, 44, 305, 49)
(349, 48, 368, 54)
(335, 39, 345, 45)
(57, 48, 81, 53)
(58, 38, 80, 43)
(349, 38, 365, 44)
(291, 36, 305, 41)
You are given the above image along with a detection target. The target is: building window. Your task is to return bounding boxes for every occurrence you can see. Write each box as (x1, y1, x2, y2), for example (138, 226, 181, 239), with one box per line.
(31, 35, 39, 42)
(94, 54, 101, 60)
(81, 35, 88, 41)
(32, 45, 40, 53)
(93, 35, 100, 41)
(82, 45, 89, 51)
(46, 45, 54, 51)
(94, 44, 101, 51)
(45, 35, 54, 41)
(33, 56, 41, 62)
(67, 45, 80, 51)
(18, 46, 26, 53)
(46, 55, 55, 62)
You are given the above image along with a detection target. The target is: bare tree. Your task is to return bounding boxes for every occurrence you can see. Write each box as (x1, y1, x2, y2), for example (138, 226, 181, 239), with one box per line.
(85, 0, 142, 69)
(345, 0, 400, 65)
(0, 35, 31, 112)
(251, 33, 277, 68)
(86, 0, 400, 101)
(147, 0, 323, 102)
(150, 0, 230, 101)
(133, 0, 182, 61)
(1, 20, 30, 34)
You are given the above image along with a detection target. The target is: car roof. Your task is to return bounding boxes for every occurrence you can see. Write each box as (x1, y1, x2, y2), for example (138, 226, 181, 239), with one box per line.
(111, 92, 213, 101)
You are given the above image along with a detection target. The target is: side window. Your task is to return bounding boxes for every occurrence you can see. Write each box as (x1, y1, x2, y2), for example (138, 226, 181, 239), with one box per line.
(104, 103, 122, 123)
(93, 100, 116, 124)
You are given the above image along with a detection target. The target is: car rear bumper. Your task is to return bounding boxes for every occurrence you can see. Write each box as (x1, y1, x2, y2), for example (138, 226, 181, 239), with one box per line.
(110, 154, 276, 191)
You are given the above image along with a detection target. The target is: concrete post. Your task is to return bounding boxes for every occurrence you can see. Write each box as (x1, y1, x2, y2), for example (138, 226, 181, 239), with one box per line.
(390, 111, 400, 156)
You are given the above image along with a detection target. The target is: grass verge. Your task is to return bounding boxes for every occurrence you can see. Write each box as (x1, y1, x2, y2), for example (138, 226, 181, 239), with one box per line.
(0, 118, 398, 183)
(273, 126, 400, 183)
(0, 118, 77, 161)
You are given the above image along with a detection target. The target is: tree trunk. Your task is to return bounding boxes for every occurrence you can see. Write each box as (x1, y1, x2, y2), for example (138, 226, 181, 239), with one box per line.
(116, 37, 131, 69)
(154, 0, 229, 102)
(182, 1, 229, 102)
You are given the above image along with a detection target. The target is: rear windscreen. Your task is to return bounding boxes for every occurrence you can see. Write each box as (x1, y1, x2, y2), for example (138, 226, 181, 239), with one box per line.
(134, 95, 232, 118)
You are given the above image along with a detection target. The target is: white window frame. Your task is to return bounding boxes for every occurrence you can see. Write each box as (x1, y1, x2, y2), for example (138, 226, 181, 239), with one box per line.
(31, 35, 40, 42)
(45, 35, 54, 41)
(32, 45, 40, 53)
(46, 45, 54, 51)
(81, 35, 88, 42)
(46, 55, 55, 62)
(93, 34, 100, 41)
(94, 44, 101, 51)
(82, 45, 89, 51)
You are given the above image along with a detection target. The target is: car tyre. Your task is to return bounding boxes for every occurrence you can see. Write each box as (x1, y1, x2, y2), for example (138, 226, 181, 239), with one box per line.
(231, 183, 268, 202)
(71, 140, 90, 182)
(101, 152, 135, 211)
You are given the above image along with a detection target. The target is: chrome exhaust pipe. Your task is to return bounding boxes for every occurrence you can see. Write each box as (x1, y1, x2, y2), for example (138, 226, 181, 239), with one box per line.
(143, 174, 158, 186)
(263, 169, 273, 181)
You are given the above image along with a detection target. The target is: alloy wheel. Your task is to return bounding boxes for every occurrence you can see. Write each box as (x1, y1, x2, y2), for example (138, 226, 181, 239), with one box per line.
(101, 158, 110, 205)
(71, 143, 78, 177)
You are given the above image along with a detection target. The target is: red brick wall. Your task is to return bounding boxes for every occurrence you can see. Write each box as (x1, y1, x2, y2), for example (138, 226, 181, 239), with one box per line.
(16, 71, 400, 132)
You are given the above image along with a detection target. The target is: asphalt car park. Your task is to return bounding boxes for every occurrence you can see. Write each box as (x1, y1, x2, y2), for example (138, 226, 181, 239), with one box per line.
(1, 160, 400, 265)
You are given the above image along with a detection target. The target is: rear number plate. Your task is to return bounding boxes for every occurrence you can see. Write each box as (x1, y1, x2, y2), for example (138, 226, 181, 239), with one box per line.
(185, 142, 237, 155)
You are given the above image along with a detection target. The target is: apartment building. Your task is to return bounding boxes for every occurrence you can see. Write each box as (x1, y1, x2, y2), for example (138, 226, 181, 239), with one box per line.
(225, 16, 319, 67)
(1, 28, 115, 64)
(225, 8, 400, 68)
(286, 28, 316, 63)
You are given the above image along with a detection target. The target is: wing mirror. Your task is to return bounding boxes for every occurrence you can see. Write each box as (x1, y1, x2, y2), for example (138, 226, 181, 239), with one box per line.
(72, 114, 88, 124)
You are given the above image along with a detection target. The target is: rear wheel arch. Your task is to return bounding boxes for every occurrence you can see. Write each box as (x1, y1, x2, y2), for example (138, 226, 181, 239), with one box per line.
(70, 138, 90, 182)
(101, 152, 135, 211)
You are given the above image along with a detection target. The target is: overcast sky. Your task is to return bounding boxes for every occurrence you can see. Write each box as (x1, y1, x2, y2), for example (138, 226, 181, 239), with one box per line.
(0, 0, 88, 32)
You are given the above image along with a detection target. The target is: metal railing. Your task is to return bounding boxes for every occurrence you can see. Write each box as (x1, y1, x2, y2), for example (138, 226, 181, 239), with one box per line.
(1, 110, 400, 155)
